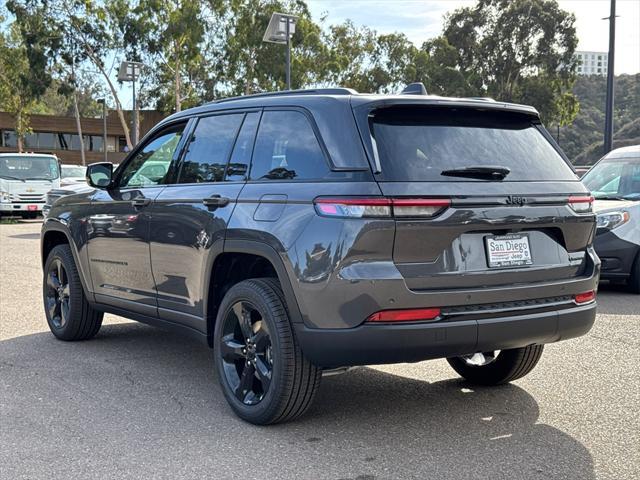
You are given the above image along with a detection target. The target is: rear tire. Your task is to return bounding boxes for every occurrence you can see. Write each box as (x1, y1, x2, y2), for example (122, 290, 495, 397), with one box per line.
(447, 345, 544, 385)
(43, 244, 103, 340)
(214, 278, 321, 425)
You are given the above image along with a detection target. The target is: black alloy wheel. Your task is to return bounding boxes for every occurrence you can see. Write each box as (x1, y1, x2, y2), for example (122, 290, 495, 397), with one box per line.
(45, 258, 71, 329)
(220, 300, 273, 405)
(43, 244, 103, 341)
(213, 278, 321, 424)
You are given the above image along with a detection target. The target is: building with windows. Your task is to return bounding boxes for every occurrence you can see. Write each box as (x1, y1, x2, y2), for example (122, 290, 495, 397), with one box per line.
(0, 110, 165, 165)
(575, 51, 609, 76)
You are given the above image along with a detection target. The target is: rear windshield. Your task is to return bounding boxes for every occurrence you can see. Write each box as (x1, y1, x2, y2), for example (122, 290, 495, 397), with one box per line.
(370, 107, 576, 181)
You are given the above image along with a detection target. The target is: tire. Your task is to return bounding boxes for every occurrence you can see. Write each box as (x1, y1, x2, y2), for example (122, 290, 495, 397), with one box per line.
(447, 345, 544, 386)
(628, 252, 640, 294)
(43, 244, 103, 341)
(214, 278, 321, 425)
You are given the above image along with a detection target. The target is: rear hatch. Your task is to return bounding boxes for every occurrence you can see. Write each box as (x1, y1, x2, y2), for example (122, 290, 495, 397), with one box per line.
(357, 103, 596, 291)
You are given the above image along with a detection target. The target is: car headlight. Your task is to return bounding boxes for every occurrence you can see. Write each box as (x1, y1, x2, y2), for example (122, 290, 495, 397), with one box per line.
(596, 211, 630, 230)
(0, 190, 10, 203)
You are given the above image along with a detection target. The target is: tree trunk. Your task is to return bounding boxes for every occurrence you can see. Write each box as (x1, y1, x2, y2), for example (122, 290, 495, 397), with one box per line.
(82, 45, 133, 150)
(175, 45, 181, 112)
(16, 110, 24, 153)
(72, 89, 86, 165)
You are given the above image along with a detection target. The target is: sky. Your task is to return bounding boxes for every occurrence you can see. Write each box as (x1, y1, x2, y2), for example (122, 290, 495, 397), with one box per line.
(307, 0, 640, 75)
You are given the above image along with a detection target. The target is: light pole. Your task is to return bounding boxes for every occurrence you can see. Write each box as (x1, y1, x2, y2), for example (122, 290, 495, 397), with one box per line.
(117, 61, 144, 146)
(263, 12, 298, 90)
(96, 98, 107, 162)
(603, 0, 617, 155)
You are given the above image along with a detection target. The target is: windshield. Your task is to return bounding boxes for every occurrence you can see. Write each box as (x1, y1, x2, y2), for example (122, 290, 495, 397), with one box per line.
(582, 157, 640, 200)
(61, 166, 87, 178)
(0, 156, 59, 181)
(370, 107, 576, 181)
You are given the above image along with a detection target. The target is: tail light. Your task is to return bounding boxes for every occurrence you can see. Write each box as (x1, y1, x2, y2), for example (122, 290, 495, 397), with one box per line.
(574, 290, 596, 304)
(314, 197, 450, 219)
(568, 195, 594, 213)
(367, 308, 441, 323)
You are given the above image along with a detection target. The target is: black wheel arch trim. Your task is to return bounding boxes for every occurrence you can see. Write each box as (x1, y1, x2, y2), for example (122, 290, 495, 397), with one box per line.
(220, 239, 303, 326)
(41, 219, 95, 303)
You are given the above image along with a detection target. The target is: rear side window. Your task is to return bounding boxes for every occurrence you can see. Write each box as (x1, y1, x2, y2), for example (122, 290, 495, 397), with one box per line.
(370, 107, 576, 181)
(178, 113, 243, 183)
(250, 110, 329, 181)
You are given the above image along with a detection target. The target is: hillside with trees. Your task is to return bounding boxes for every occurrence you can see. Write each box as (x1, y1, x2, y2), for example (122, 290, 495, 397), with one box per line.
(557, 74, 639, 165)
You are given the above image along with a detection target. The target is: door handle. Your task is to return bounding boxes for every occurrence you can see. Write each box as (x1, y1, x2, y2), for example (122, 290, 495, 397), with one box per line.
(202, 195, 230, 207)
(131, 198, 151, 208)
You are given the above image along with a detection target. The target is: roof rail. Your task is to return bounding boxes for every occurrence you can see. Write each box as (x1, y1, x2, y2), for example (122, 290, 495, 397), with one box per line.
(466, 97, 496, 102)
(212, 87, 358, 104)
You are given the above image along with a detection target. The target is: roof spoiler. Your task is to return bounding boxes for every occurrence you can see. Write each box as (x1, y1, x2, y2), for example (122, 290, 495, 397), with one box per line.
(400, 82, 428, 96)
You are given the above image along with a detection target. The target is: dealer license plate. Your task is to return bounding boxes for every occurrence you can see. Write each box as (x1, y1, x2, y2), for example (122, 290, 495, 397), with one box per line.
(485, 234, 533, 268)
(27, 205, 38, 211)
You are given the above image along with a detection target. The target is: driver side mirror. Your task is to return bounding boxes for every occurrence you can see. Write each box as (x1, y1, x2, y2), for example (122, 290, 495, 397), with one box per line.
(86, 162, 114, 189)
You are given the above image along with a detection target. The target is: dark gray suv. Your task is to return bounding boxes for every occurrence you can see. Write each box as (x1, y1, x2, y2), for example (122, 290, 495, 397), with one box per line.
(41, 86, 599, 424)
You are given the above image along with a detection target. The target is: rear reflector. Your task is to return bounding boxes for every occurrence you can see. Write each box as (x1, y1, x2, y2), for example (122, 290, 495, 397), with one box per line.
(574, 290, 596, 304)
(367, 307, 441, 323)
(568, 195, 594, 213)
(314, 197, 449, 219)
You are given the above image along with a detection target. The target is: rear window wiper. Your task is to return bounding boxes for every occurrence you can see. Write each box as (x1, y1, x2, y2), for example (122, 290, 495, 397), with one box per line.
(441, 165, 511, 180)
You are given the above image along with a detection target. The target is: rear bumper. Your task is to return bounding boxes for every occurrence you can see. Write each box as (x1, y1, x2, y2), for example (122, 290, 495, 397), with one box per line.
(295, 303, 596, 368)
(0, 203, 44, 212)
(594, 230, 639, 279)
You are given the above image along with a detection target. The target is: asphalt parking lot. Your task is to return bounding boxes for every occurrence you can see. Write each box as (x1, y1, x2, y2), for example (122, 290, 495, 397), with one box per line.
(1, 220, 638, 480)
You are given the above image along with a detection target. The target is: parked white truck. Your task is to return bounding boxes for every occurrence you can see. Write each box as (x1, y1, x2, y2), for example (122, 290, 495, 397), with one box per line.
(0, 153, 61, 218)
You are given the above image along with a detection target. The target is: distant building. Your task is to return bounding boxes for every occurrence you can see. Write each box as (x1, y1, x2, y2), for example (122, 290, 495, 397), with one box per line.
(575, 51, 609, 76)
(0, 110, 165, 165)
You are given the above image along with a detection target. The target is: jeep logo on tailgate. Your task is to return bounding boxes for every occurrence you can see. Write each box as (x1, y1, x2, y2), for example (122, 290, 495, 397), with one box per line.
(506, 195, 527, 205)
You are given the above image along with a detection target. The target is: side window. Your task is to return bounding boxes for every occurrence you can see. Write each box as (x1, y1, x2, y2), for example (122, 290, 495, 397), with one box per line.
(118, 124, 185, 188)
(250, 110, 330, 181)
(226, 112, 260, 181)
(178, 113, 244, 183)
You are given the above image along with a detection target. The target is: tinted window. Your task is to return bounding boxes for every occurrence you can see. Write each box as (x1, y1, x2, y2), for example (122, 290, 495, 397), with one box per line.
(119, 124, 185, 188)
(370, 107, 576, 181)
(226, 112, 260, 181)
(250, 110, 329, 180)
(179, 114, 243, 184)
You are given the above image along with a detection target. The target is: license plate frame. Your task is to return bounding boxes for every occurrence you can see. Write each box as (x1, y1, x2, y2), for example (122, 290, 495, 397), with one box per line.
(485, 233, 533, 268)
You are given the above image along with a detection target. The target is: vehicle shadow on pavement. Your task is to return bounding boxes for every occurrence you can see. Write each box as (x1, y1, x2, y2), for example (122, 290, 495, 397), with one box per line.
(1, 322, 595, 480)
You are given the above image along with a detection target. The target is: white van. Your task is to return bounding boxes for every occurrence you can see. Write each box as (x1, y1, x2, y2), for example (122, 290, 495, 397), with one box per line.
(0, 153, 61, 218)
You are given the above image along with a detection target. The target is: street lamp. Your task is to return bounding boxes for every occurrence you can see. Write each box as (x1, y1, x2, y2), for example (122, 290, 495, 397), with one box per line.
(96, 98, 107, 162)
(117, 60, 144, 146)
(262, 12, 298, 90)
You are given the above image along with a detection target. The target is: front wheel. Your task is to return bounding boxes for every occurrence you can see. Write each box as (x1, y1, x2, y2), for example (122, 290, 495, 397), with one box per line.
(214, 278, 321, 425)
(447, 345, 544, 385)
(43, 244, 103, 340)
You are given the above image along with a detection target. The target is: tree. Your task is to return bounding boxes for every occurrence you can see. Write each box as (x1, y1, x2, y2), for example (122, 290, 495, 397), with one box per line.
(0, 4, 53, 152)
(126, 0, 210, 112)
(7, 0, 135, 149)
(220, 0, 326, 97)
(434, 0, 579, 124)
